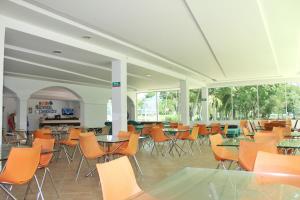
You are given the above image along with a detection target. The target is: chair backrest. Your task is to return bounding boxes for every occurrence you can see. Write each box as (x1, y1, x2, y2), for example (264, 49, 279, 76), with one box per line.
(118, 131, 131, 138)
(33, 138, 55, 167)
(127, 125, 136, 133)
(254, 132, 277, 143)
(198, 124, 209, 135)
(239, 141, 277, 171)
(170, 122, 178, 128)
(272, 127, 285, 141)
(150, 127, 167, 142)
(209, 134, 224, 161)
(125, 133, 140, 155)
(79, 132, 105, 159)
(211, 123, 221, 134)
(223, 123, 229, 136)
(254, 151, 300, 187)
(242, 127, 250, 137)
(189, 126, 199, 141)
(34, 129, 54, 139)
(68, 128, 81, 140)
(0, 145, 41, 184)
(96, 156, 142, 200)
(240, 120, 248, 129)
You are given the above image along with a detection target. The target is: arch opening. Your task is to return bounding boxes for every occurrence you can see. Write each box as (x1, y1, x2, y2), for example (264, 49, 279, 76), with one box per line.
(28, 86, 83, 131)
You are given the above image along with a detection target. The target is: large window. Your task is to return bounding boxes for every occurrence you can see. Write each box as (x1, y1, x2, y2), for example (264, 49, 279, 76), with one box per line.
(189, 89, 202, 121)
(208, 87, 232, 120)
(232, 85, 258, 120)
(136, 92, 157, 121)
(158, 90, 179, 121)
(258, 84, 286, 119)
(208, 82, 300, 120)
(286, 83, 300, 119)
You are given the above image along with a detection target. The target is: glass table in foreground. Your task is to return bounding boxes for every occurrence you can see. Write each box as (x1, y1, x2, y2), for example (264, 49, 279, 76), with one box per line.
(132, 167, 300, 200)
(217, 138, 254, 147)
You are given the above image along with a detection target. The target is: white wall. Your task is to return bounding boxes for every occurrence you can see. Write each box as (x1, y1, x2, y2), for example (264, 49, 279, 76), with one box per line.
(2, 96, 18, 131)
(4, 76, 112, 128)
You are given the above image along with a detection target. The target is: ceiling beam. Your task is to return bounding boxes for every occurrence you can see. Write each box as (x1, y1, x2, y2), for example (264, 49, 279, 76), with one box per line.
(5, 44, 152, 81)
(183, 0, 226, 79)
(4, 56, 139, 90)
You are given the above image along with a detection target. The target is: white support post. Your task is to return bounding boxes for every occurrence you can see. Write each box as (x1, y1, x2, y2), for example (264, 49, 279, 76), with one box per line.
(179, 80, 190, 125)
(17, 97, 28, 130)
(0, 25, 5, 144)
(112, 60, 127, 136)
(201, 87, 209, 124)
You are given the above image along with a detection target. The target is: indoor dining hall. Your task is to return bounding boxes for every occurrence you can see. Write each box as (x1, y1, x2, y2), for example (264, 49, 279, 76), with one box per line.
(1, 1, 300, 200)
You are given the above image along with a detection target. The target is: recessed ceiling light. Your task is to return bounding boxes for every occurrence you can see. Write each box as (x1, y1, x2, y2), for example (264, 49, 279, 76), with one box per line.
(145, 74, 152, 77)
(52, 50, 62, 54)
(82, 35, 91, 39)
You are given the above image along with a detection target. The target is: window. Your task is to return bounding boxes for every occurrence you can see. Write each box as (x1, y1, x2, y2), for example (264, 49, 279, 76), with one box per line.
(136, 92, 158, 121)
(189, 88, 202, 122)
(208, 87, 232, 120)
(157, 90, 179, 121)
(232, 85, 258, 120)
(258, 84, 286, 119)
(286, 83, 300, 119)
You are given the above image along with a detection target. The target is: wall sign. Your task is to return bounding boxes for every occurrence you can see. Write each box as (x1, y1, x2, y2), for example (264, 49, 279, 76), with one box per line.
(35, 101, 57, 114)
(112, 82, 121, 87)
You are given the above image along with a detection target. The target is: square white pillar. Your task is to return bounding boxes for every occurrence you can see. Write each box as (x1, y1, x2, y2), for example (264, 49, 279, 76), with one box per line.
(0, 25, 5, 144)
(17, 98, 28, 130)
(179, 80, 189, 125)
(201, 87, 209, 124)
(112, 60, 127, 136)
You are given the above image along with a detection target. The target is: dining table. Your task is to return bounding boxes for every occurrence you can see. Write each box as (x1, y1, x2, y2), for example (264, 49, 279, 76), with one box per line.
(131, 167, 300, 200)
(162, 128, 190, 156)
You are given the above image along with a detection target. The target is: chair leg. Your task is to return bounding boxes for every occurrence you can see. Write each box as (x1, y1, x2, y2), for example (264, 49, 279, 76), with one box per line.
(0, 184, 16, 200)
(71, 145, 78, 160)
(24, 179, 33, 199)
(5, 185, 12, 200)
(75, 156, 84, 181)
(45, 168, 59, 198)
(62, 146, 71, 164)
(133, 155, 143, 176)
(195, 140, 202, 153)
(33, 174, 44, 200)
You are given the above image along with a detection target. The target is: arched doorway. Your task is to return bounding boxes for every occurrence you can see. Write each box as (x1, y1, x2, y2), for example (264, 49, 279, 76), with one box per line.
(28, 86, 83, 131)
(2, 87, 19, 131)
(106, 96, 136, 121)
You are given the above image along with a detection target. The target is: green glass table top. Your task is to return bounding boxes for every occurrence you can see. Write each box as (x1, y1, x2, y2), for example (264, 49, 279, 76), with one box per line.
(163, 128, 190, 133)
(290, 132, 300, 137)
(245, 132, 256, 137)
(132, 167, 300, 200)
(218, 138, 254, 147)
(277, 139, 300, 148)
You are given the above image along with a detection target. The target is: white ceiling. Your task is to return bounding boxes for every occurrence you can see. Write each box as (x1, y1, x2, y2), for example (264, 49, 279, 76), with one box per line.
(30, 86, 81, 101)
(1, 0, 300, 90)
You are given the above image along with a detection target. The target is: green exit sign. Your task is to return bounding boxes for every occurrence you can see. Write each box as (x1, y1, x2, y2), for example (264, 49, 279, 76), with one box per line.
(112, 82, 121, 87)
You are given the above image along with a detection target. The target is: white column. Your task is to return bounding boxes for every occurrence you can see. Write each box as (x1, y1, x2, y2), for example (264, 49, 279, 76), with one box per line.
(17, 97, 28, 130)
(112, 60, 127, 136)
(201, 87, 209, 124)
(0, 25, 5, 144)
(179, 80, 189, 125)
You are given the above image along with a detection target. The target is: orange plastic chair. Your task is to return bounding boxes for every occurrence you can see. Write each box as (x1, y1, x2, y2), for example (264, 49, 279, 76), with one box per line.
(254, 151, 300, 188)
(242, 127, 252, 138)
(238, 141, 277, 171)
(96, 156, 143, 200)
(254, 132, 277, 143)
(59, 128, 81, 164)
(76, 132, 106, 181)
(223, 123, 229, 137)
(32, 138, 59, 198)
(211, 123, 222, 134)
(34, 129, 54, 139)
(182, 126, 201, 154)
(0, 145, 42, 200)
(197, 124, 211, 144)
(150, 126, 171, 156)
(240, 120, 248, 130)
(128, 124, 136, 133)
(112, 133, 143, 175)
(175, 125, 190, 140)
(209, 134, 238, 169)
(272, 126, 285, 141)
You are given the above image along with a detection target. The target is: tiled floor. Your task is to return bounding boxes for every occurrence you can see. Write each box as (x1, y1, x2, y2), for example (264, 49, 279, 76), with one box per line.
(0, 140, 227, 200)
